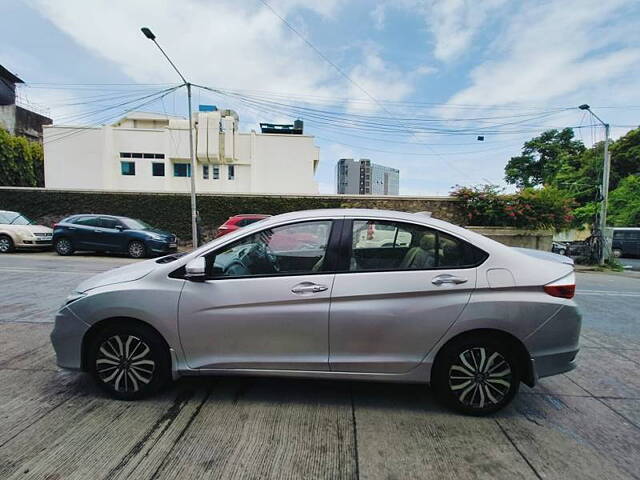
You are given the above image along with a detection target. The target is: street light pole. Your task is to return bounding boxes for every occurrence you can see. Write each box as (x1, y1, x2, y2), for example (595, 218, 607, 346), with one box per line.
(578, 104, 611, 265)
(141, 27, 199, 248)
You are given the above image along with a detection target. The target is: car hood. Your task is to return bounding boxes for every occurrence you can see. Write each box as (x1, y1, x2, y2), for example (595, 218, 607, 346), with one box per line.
(74, 259, 158, 293)
(138, 228, 174, 238)
(3, 224, 52, 234)
(512, 247, 574, 266)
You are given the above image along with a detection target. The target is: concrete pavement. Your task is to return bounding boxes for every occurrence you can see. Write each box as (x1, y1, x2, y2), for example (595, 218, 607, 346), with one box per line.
(1, 251, 639, 479)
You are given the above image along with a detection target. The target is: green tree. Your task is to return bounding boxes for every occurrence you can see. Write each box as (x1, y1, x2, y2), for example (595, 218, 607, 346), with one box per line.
(609, 127, 640, 189)
(504, 128, 585, 188)
(0, 128, 44, 187)
(608, 175, 640, 226)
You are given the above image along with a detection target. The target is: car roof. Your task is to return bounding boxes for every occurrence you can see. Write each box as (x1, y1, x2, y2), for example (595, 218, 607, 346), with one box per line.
(0, 210, 20, 216)
(69, 214, 131, 220)
(230, 214, 271, 218)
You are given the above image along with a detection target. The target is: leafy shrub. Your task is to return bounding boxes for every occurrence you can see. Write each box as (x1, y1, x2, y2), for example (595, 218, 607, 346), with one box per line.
(450, 184, 575, 230)
(0, 129, 44, 187)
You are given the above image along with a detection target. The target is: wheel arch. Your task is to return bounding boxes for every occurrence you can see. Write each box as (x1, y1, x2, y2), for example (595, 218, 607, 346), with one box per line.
(431, 328, 535, 387)
(81, 316, 170, 371)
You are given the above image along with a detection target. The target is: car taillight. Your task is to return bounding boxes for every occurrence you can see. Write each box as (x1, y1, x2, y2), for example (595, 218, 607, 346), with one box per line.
(543, 272, 576, 299)
(52, 223, 58, 228)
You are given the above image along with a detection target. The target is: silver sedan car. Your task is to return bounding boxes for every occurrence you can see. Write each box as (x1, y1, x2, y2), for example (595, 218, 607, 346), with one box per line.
(51, 209, 581, 415)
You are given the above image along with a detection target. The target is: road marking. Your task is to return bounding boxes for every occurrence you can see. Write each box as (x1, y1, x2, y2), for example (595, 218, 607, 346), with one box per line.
(577, 289, 640, 297)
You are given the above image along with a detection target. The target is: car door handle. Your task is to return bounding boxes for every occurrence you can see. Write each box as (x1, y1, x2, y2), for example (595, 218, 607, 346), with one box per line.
(432, 274, 468, 286)
(291, 282, 328, 294)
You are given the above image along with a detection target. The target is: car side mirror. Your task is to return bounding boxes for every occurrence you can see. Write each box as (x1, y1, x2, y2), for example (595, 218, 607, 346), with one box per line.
(185, 257, 206, 281)
(115, 225, 124, 231)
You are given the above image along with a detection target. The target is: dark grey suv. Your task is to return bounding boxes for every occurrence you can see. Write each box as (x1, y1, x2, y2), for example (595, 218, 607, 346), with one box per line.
(52, 214, 177, 258)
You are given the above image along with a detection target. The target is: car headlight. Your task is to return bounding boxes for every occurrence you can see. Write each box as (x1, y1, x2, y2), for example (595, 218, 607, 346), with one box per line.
(146, 232, 164, 241)
(65, 292, 87, 305)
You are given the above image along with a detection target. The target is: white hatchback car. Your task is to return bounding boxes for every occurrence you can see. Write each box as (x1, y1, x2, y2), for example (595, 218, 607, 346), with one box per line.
(0, 210, 53, 253)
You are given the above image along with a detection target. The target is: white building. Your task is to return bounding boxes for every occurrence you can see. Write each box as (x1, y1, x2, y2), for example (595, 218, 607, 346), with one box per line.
(44, 107, 320, 194)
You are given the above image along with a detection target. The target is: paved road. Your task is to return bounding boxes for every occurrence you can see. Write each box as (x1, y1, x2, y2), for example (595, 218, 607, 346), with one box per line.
(1, 252, 639, 479)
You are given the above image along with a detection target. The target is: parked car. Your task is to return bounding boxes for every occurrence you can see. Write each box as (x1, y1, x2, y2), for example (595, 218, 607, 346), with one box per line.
(0, 210, 53, 253)
(52, 214, 177, 258)
(612, 228, 640, 258)
(51, 209, 580, 415)
(214, 214, 270, 238)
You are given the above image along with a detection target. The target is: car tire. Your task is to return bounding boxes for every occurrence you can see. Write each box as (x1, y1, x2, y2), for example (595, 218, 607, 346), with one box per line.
(0, 235, 15, 253)
(432, 335, 520, 415)
(88, 323, 170, 400)
(128, 240, 147, 258)
(558, 248, 566, 256)
(613, 249, 622, 258)
(55, 237, 74, 256)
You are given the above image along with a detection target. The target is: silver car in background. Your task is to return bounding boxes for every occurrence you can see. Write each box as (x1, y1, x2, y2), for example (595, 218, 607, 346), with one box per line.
(51, 209, 581, 415)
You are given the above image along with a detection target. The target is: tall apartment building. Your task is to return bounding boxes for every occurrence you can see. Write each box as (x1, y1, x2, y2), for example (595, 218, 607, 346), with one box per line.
(336, 158, 399, 195)
(44, 107, 320, 194)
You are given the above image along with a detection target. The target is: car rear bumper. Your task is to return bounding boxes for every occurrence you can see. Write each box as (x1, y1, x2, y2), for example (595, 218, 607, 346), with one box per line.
(524, 304, 582, 380)
(50, 306, 90, 370)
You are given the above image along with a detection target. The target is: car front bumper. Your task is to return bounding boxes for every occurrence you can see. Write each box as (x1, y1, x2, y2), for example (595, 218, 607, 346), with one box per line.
(15, 239, 52, 248)
(50, 306, 91, 370)
(147, 239, 178, 255)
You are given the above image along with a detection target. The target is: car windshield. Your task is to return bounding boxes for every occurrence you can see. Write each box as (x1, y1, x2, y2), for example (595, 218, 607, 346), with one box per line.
(0, 213, 34, 225)
(122, 218, 152, 230)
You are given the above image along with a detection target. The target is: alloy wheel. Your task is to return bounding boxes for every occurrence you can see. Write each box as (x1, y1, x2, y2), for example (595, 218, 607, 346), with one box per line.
(129, 241, 145, 258)
(56, 238, 72, 254)
(0, 237, 11, 253)
(448, 347, 512, 409)
(95, 335, 155, 393)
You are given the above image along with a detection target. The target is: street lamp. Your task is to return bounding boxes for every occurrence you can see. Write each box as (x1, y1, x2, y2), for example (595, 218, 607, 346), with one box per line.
(141, 27, 199, 248)
(579, 104, 611, 265)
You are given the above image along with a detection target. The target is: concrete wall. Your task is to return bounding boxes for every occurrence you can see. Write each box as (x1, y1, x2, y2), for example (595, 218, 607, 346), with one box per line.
(468, 226, 554, 251)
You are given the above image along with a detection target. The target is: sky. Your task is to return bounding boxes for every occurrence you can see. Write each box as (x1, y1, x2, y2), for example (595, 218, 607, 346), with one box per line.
(1, 0, 639, 195)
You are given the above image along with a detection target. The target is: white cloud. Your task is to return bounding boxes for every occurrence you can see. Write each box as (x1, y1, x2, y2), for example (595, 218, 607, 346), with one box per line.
(447, 0, 640, 107)
(423, 0, 508, 62)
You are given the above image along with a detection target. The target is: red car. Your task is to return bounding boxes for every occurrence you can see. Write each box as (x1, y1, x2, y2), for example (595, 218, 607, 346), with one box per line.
(215, 214, 270, 238)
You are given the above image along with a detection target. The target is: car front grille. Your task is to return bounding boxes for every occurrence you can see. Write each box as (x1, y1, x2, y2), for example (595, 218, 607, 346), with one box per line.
(34, 233, 51, 237)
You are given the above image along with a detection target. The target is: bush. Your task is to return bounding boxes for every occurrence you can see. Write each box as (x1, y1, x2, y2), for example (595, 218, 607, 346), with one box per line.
(0, 129, 44, 187)
(450, 184, 575, 230)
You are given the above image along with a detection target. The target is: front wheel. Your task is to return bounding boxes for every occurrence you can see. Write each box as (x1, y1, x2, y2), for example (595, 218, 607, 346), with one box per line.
(432, 336, 520, 415)
(128, 240, 147, 258)
(88, 324, 170, 400)
(0, 235, 15, 253)
(612, 249, 622, 258)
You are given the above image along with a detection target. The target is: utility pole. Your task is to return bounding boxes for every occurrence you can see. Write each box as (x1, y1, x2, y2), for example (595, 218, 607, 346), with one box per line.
(141, 27, 199, 248)
(579, 104, 611, 265)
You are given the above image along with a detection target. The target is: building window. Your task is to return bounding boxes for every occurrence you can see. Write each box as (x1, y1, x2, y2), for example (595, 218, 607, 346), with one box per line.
(174, 163, 191, 177)
(121, 161, 135, 176)
(228, 165, 235, 180)
(203, 165, 209, 179)
(120, 152, 165, 159)
(213, 166, 220, 179)
(152, 163, 165, 177)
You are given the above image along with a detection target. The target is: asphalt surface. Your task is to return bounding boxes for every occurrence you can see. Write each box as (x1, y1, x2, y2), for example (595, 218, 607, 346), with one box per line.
(1, 251, 639, 479)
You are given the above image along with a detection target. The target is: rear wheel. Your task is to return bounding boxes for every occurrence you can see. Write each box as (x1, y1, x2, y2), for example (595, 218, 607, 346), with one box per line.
(55, 237, 74, 256)
(432, 335, 520, 415)
(88, 323, 170, 400)
(128, 240, 146, 258)
(613, 248, 622, 258)
(0, 235, 15, 253)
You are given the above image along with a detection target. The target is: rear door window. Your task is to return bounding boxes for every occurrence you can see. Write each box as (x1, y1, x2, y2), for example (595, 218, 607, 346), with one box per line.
(348, 220, 485, 272)
(74, 216, 101, 227)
